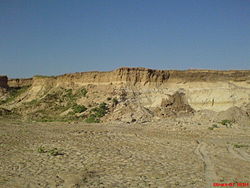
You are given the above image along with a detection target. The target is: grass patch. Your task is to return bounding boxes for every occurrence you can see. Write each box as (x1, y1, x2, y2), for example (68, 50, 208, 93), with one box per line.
(25, 99, 39, 105)
(85, 103, 108, 123)
(72, 104, 87, 113)
(37, 146, 47, 153)
(0, 86, 29, 104)
(219, 119, 233, 128)
(85, 114, 100, 123)
(91, 102, 108, 118)
(49, 148, 64, 156)
(78, 88, 87, 97)
(37, 146, 64, 156)
(112, 98, 118, 105)
(208, 124, 219, 130)
(212, 124, 219, 128)
(234, 144, 249, 148)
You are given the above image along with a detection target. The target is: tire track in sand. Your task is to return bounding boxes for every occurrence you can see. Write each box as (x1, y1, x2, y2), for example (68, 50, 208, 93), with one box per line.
(227, 145, 250, 162)
(195, 141, 218, 188)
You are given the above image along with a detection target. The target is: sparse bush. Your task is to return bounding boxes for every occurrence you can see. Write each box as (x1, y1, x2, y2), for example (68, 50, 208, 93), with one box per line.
(112, 98, 118, 105)
(85, 114, 100, 123)
(37, 146, 46, 153)
(72, 104, 87, 113)
(1, 86, 30, 104)
(49, 148, 63, 156)
(220, 120, 233, 128)
(212, 124, 218, 128)
(208, 124, 219, 130)
(43, 93, 60, 102)
(220, 119, 232, 125)
(91, 102, 108, 118)
(79, 88, 87, 97)
(234, 144, 249, 148)
(37, 146, 64, 156)
(85, 102, 109, 123)
(25, 99, 39, 106)
(208, 127, 214, 130)
(67, 111, 75, 116)
(63, 89, 75, 101)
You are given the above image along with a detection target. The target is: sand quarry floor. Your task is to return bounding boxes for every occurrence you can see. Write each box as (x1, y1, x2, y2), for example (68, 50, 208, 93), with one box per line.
(0, 118, 250, 188)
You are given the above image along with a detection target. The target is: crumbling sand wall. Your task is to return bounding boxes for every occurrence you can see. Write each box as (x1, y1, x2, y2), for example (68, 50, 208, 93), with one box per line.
(31, 67, 250, 86)
(8, 78, 33, 88)
(17, 67, 250, 112)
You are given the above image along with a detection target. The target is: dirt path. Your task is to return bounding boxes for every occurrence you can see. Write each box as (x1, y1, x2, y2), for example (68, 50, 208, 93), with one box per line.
(227, 145, 250, 162)
(195, 141, 218, 188)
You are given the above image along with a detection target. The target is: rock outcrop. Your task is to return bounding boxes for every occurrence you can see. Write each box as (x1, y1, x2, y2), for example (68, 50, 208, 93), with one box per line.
(0, 76, 8, 89)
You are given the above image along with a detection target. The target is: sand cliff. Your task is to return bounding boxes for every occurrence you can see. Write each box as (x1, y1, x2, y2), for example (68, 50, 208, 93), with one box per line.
(28, 67, 250, 112)
(1, 67, 250, 123)
(8, 78, 33, 88)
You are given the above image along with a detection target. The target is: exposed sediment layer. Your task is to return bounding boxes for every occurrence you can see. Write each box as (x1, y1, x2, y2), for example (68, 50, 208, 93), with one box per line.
(1, 67, 250, 115)
(31, 67, 250, 86)
(8, 78, 33, 88)
(29, 67, 250, 112)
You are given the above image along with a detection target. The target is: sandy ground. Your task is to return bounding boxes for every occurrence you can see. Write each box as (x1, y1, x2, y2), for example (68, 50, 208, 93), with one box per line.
(0, 117, 250, 188)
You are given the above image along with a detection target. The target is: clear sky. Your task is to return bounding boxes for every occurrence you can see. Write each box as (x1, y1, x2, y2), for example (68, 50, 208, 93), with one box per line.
(0, 0, 249, 78)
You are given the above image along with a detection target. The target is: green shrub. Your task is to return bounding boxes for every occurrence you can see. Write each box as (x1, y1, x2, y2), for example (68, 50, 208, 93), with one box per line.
(37, 146, 64, 156)
(26, 99, 39, 105)
(234, 144, 249, 148)
(112, 98, 118, 105)
(67, 111, 75, 116)
(72, 104, 87, 113)
(79, 88, 87, 97)
(1, 86, 30, 104)
(91, 102, 108, 118)
(49, 148, 63, 156)
(37, 146, 46, 153)
(208, 124, 219, 130)
(85, 114, 100, 123)
(63, 89, 75, 101)
(220, 120, 232, 125)
(212, 124, 218, 128)
(220, 120, 233, 128)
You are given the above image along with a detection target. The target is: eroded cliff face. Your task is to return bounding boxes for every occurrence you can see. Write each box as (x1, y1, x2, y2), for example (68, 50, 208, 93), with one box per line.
(8, 78, 33, 88)
(31, 67, 250, 86)
(1, 67, 250, 123)
(28, 67, 250, 112)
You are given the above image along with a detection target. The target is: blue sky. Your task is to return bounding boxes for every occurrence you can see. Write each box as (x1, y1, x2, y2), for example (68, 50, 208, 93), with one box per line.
(0, 0, 249, 78)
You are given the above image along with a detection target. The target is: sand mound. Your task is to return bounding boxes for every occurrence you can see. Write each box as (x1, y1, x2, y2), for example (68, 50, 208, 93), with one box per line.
(215, 106, 250, 126)
(155, 92, 194, 117)
(105, 100, 153, 123)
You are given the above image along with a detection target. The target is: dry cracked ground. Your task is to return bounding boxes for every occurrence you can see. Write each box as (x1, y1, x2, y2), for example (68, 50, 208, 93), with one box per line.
(0, 117, 250, 188)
